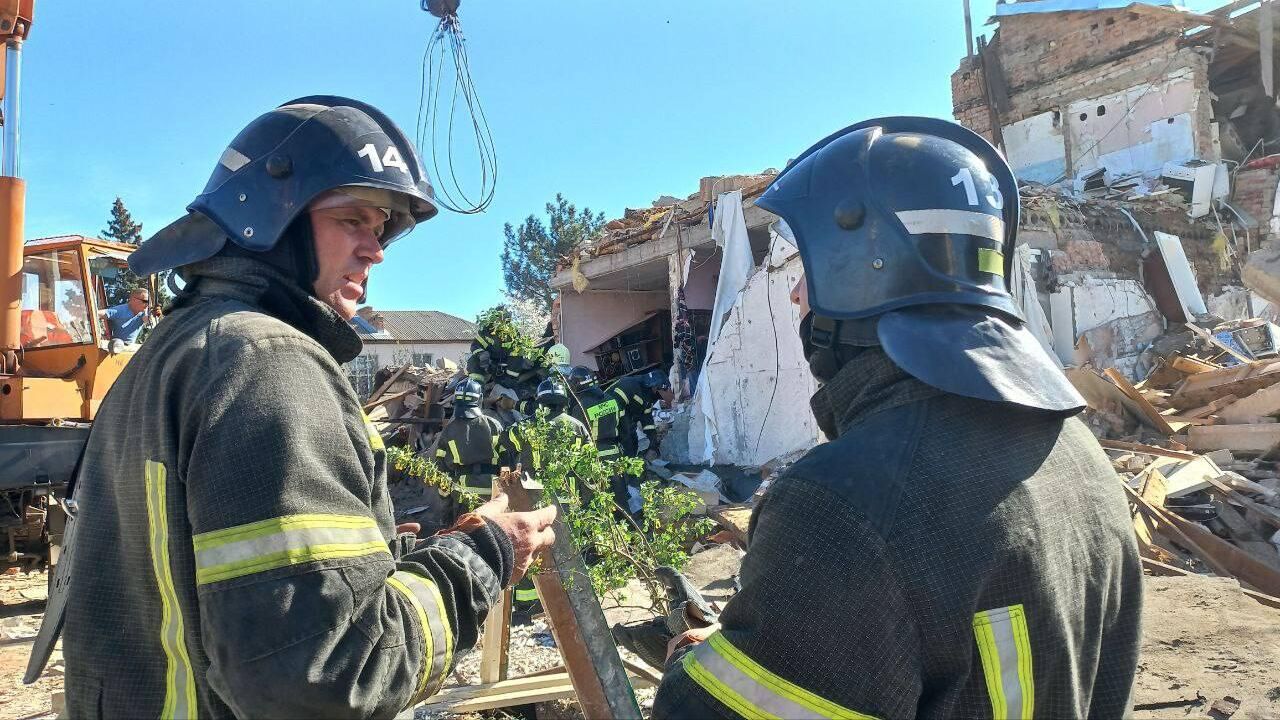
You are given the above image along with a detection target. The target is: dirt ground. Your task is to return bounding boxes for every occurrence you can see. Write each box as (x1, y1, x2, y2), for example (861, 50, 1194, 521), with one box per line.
(5, 552, 1279, 720)
(0, 570, 58, 720)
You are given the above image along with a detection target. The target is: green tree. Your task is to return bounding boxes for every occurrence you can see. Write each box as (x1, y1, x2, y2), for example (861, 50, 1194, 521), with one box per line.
(99, 197, 173, 311)
(501, 194, 605, 315)
(102, 196, 144, 245)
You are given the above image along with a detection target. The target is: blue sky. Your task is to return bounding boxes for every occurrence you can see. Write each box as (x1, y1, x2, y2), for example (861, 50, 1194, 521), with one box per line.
(21, 0, 1222, 321)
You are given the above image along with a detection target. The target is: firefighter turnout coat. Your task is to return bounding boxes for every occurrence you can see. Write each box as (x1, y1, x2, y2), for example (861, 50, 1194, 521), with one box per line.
(62, 257, 512, 719)
(653, 349, 1143, 719)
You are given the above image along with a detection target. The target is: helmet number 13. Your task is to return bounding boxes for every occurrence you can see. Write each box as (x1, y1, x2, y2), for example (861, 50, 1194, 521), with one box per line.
(951, 168, 1003, 211)
(358, 143, 410, 175)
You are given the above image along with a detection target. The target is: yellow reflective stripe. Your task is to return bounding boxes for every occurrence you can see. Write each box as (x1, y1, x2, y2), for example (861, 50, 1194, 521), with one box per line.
(386, 573, 432, 701)
(144, 461, 197, 719)
(435, 449, 446, 458)
(193, 514, 377, 550)
(514, 587, 540, 602)
(509, 432, 522, 451)
(977, 248, 1005, 276)
(973, 604, 1034, 720)
(475, 335, 491, 347)
(193, 515, 389, 585)
(684, 632, 876, 719)
(361, 410, 385, 451)
(448, 439, 463, 465)
(613, 386, 628, 402)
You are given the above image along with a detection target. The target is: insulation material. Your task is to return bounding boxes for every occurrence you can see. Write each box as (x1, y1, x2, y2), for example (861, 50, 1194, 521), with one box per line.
(1004, 111, 1068, 183)
(1153, 231, 1208, 319)
(686, 239, 821, 467)
(1067, 71, 1199, 177)
(1011, 245, 1056, 356)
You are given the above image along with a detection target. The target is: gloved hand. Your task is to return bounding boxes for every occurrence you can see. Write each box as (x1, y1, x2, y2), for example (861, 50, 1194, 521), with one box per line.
(667, 622, 721, 661)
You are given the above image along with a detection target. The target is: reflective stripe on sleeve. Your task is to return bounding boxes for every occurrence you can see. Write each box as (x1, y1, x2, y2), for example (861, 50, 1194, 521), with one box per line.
(973, 604, 1034, 720)
(448, 439, 463, 465)
(360, 410, 385, 451)
(386, 570, 453, 704)
(144, 461, 198, 719)
(192, 514, 390, 585)
(683, 632, 876, 719)
(895, 208, 1004, 241)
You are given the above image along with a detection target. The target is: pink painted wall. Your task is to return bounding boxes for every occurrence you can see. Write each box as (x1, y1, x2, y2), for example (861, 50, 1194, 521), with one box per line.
(559, 290, 669, 370)
(683, 250, 720, 310)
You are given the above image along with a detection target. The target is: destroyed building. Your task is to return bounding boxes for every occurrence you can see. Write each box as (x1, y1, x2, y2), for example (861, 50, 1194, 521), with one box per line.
(951, 0, 1280, 378)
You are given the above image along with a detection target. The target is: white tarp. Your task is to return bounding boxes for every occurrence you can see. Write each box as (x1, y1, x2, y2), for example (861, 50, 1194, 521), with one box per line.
(707, 191, 756, 348)
(687, 229, 822, 466)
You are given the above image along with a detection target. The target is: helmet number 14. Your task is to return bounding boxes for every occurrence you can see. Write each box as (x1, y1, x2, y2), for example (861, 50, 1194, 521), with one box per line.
(951, 168, 1003, 211)
(357, 143, 410, 175)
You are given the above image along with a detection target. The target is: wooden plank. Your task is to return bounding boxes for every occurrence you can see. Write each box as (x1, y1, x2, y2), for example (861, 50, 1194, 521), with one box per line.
(504, 475, 643, 719)
(1164, 415, 1217, 426)
(1218, 382, 1280, 424)
(1140, 468, 1169, 508)
(1180, 394, 1239, 419)
(1149, 456, 1225, 499)
(1171, 355, 1220, 374)
(1158, 502, 1280, 596)
(1098, 439, 1199, 460)
(1203, 475, 1280, 531)
(362, 388, 414, 413)
(420, 671, 657, 713)
(366, 365, 409, 405)
(1185, 424, 1280, 453)
(1140, 557, 1280, 611)
(1105, 368, 1176, 435)
(1211, 499, 1280, 572)
(480, 472, 514, 684)
(1125, 483, 1237, 579)
(1170, 361, 1280, 409)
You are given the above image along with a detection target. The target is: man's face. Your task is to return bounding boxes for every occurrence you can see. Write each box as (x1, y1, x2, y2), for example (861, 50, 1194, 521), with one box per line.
(128, 291, 150, 314)
(790, 273, 810, 318)
(310, 205, 387, 320)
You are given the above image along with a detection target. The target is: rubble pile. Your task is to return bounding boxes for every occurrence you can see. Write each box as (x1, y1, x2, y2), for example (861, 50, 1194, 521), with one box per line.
(1071, 318, 1280, 598)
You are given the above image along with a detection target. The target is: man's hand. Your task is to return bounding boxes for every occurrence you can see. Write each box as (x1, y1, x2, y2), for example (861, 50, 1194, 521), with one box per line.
(666, 622, 721, 662)
(474, 489, 557, 583)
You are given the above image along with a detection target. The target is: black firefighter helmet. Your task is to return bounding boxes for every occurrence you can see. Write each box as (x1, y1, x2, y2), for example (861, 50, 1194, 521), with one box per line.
(536, 378, 569, 413)
(129, 95, 439, 278)
(566, 366, 598, 395)
(755, 116, 1082, 413)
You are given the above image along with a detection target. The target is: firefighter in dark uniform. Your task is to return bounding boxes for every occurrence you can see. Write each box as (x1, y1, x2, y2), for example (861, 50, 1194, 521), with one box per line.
(41, 97, 557, 719)
(434, 378, 505, 513)
(607, 368, 671, 457)
(654, 117, 1143, 719)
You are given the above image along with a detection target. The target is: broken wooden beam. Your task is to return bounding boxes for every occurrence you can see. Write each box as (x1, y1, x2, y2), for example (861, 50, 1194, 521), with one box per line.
(1185, 424, 1280, 453)
(1104, 368, 1176, 435)
(1098, 439, 1199, 460)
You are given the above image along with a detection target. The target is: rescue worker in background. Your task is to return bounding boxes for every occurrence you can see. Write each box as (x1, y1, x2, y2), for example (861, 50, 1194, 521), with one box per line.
(470, 309, 520, 384)
(566, 365, 638, 513)
(435, 378, 505, 512)
(608, 368, 673, 457)
(49, 97, 558, 719)
(653, 117, 1142, 718)
(501, 377, 591, 612)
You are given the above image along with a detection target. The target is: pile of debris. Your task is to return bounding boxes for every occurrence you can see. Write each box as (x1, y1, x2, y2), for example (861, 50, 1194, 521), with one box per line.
(1070, 317, 1280, 600)
(363, 361, 460, 450)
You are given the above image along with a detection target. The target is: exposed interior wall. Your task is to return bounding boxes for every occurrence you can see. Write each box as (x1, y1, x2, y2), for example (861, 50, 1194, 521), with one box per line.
(682, 249, 721, 310)
(682, 250, 822, 467)
(1066, 69, 1201, 176)
(1050, 276, 1165, 378)
(558, 289, 669, 370)
(1234, 165, 1280, 243)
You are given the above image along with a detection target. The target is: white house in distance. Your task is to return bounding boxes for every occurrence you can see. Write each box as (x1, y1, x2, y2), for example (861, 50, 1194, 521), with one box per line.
(345, 306, 475, 398)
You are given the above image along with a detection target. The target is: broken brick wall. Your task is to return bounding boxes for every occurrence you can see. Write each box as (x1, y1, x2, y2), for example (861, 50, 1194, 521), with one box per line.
(952, 9, 1214, 170)
(1234, 166, 1280, 242)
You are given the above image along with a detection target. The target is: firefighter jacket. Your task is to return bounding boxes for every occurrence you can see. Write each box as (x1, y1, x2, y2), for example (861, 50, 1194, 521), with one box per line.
(570, 385, 623, 458)
(606, 375, 658, 454)
(653, 348, 1143, 719)
(502, 411, 591, 474)
(434, 407, 504, 497)
(62, 257, 513, 720)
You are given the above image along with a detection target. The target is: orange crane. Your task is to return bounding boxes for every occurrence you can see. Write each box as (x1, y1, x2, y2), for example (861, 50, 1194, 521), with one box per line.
(0, 1, 151, 572)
